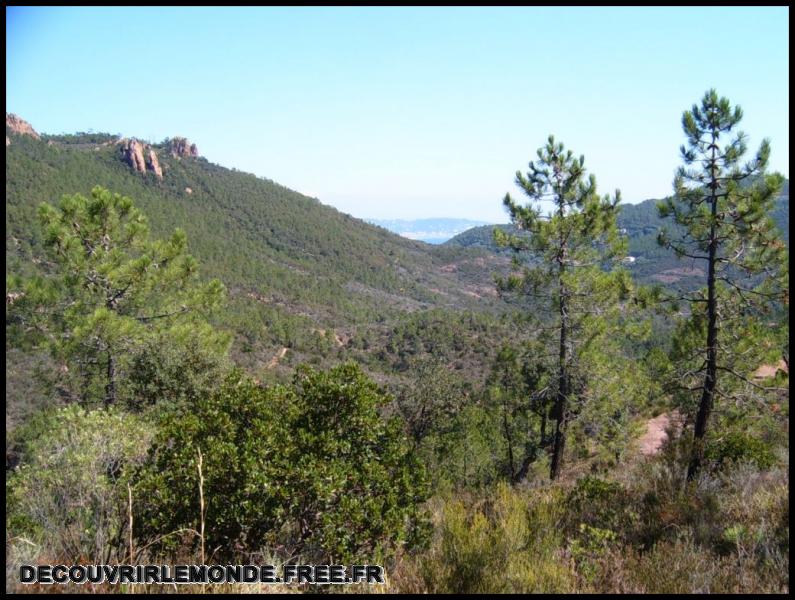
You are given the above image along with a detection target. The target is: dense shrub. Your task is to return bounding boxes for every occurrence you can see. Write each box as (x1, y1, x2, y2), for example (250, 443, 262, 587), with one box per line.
(397, 458, 789, 594)
(704, 430, 777, 471)
(133, 363, 430, 563)
(564, 475, 635, 536)
(417, 484, 575, 593)
(6, 405, 152, 562)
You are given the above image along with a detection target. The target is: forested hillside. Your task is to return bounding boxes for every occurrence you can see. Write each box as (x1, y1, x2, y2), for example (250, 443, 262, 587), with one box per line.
(6, 130, 506, 318)
(6, 125, 521, 404)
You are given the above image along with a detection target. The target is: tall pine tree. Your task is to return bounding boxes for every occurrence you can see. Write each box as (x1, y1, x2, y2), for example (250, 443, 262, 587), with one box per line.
(495, 136, 631, 480)
(658, 90, 788, 480)
(9, 186, 230, 408)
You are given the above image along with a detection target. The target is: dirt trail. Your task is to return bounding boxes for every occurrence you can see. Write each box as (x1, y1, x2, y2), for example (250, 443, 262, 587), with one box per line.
(266, 347, 288, 369)
(638, 410, 683, 456)
(752, 359, 788, 380)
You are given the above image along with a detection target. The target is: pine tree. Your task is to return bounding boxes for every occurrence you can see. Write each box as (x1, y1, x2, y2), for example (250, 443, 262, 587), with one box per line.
(495, 136, 631, 480)
(16, 186, 230, 408)
(486, 342, 552, 483)
(658, 90, 788, 480)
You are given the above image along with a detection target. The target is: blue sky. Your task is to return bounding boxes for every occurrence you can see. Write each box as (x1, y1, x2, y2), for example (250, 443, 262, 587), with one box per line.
(6, 6, 789, 222)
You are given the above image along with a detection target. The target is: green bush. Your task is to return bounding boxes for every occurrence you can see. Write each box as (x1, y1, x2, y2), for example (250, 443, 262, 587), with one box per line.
(125, 322, 232, 410)
(564, 476, 634, 536)
(134, 363, 430, 562)
(419, 484, 575, 593)
(6, 405, 152, 562)
(704, 431, 777, 471)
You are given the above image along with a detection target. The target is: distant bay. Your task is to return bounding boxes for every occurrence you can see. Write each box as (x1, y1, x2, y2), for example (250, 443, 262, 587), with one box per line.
(366, 218, 492, 244)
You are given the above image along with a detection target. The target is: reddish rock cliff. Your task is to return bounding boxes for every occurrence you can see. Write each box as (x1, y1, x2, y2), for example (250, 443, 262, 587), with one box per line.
(6, 113, 40, 140)
(167, 136, 199, 158)
(119, 138, 163, 180)
(120, 138, 148, 174)
(147, 148, 163, 179)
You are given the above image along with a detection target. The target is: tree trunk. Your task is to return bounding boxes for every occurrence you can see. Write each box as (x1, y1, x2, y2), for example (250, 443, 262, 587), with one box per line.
(503, 403, 516, 480)
(550, 177, 569, 481)
(550, 196, 569, 480)
(688, 142, 720, 481)
(550, 321, 568, 480)
(513, 453, 535, 484)
(540, 405, 548, 447)
(688, 225, 718, 480)
(105, 350, 116, 408)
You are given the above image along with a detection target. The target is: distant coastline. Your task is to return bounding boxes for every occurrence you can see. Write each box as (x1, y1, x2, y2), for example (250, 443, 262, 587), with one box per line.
(366, 217, 492, 244)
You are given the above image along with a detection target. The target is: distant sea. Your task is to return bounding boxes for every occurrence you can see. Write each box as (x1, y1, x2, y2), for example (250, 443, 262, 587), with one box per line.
(366, 218, 491, 245)
(414, 237, 451, 245)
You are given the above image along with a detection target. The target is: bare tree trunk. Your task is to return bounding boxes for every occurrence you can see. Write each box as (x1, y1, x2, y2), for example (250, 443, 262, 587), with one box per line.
(197, 448, 205, 565)
(550, 189, 569, 481)
(127, 482, 134, 563)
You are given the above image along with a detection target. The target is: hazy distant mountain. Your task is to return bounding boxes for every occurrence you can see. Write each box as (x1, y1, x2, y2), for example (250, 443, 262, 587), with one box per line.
(367, 218, 491, 244)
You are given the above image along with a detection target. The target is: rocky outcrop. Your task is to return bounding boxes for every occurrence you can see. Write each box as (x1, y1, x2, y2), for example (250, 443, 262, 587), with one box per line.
(147, 148, 163, 179)
(167, 136, 199, 158)
(6, 113, 40, 140)
(120, 138, 147, 174)
(119, 138, 163, 180)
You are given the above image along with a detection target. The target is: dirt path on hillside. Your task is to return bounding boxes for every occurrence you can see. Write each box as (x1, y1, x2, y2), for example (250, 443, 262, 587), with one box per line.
(638, 410, 683, 456)
(266, 347, 288, 369)
(753, 359, 789, 380)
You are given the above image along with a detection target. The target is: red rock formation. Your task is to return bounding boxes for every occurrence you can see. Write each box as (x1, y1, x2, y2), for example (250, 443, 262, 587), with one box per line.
(753, 359, 789, 380)
(5, 113, 40, 139)
(120, 138, 147, 174)
(147, 148, 163, 180)
(167, 136, 199, 158)
(120, 138, 163, 179)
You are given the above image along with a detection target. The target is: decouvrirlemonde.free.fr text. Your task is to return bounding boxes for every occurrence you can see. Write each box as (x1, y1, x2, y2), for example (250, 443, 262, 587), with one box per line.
(20, 564, 385, 585)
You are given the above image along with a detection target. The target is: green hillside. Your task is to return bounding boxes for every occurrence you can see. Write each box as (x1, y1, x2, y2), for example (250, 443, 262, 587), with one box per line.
(445, 189, 789, 287)
(6, 131, 504, 318)
(5, 125, 518, 416)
